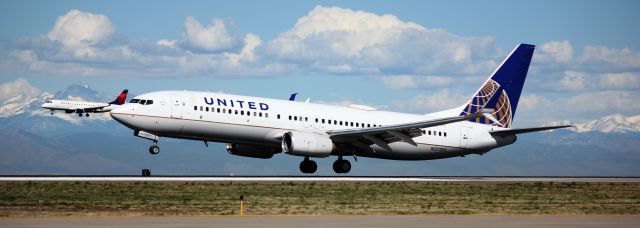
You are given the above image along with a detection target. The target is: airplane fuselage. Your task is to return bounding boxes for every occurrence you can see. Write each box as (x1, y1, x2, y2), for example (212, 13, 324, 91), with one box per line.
(111, 91, 516, 161)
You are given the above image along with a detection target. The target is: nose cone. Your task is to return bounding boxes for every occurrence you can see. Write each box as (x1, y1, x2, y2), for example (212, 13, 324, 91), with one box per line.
(41, 103, 52, 109)
(110, 105, 135, 127)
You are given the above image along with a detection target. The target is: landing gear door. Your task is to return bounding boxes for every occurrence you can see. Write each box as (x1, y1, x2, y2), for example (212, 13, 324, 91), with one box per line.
(171, 95, 183, 119)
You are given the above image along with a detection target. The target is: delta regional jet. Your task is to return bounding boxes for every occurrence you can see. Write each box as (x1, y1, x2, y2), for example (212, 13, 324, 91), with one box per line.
(42, 90, 128, 117)
(110, 44, 570, 174)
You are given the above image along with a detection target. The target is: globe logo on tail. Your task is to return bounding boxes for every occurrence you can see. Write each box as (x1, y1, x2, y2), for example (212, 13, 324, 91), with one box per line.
(460, 79, 512, 128)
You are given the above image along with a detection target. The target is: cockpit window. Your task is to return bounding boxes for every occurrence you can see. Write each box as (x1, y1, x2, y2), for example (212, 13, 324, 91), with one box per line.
(146, 100, 153, 105)
(130, 99, 140, 103)
(139, 100, 146, 105)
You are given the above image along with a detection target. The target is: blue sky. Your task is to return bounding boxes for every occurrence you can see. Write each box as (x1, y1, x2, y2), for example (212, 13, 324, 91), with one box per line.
(1, 0, 639, 126)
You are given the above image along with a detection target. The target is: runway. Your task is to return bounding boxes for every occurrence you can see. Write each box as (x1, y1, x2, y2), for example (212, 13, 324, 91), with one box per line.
(1, 176, 639, 183)
(2, 215, 639, 228)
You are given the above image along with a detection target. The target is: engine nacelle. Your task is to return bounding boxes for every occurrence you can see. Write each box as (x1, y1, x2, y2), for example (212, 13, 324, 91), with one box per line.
(226, 143, 280, 159)
(281, 131, 334, 157)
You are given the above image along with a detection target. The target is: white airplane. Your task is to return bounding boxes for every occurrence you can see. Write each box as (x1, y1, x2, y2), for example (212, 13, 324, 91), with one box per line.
(110, 44, 571, 174)
(42, 89, 128, 117)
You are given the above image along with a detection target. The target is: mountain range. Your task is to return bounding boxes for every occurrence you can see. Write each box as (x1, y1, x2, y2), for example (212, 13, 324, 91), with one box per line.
(0, 83, 638, 176)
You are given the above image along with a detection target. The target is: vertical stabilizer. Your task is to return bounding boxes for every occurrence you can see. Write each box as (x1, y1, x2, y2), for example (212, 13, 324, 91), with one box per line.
(459, 44, 535, 128)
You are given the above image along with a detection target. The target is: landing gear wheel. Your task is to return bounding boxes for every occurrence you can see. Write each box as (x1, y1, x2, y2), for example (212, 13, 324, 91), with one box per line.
(149, 145, 160, 154)
(333, 159, 351, 174)
(85, 113, 90, 117)
(78, 113, 82, 117)
(299, 158, 317, 174)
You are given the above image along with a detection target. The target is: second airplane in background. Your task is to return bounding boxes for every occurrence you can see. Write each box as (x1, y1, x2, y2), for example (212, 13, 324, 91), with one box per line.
(42, 89, 128, 117)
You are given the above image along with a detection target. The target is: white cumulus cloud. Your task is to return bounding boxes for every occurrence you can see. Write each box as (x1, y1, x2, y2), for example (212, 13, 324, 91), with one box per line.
(538, 40, 573, 63)
(265, 5, 499, 76)
(179, 17, 241, 53)
(599, 72, 640, 90)
(0, 78, 40, 102)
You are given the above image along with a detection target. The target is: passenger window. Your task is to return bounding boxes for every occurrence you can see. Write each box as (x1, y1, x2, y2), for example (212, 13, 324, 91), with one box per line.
(356, 123, 359, 127)
(428, 130, 431, 135)
(241, 111, 244, 115)
(235, 110, 238, 115)
(367, 124, 370, 128)
(439, 132, 442, 136)
(288, 115, 291, 120)
(339, 121, 343, 125)
(322, 119, 325, 124)
(259, 112, 262, 117)
(350, 122, 354, 127)
(294, 116, 297, 121)
(247, 111, 250, 116)
(444, 132, 447, 137)
(265, 113, 268, 118)
(194, 106, 197, 111)
(206, 107, 209, 112)
(277, 114, 280, 119)
(305, 117, 308, 122)
(315, 118, 318, 123)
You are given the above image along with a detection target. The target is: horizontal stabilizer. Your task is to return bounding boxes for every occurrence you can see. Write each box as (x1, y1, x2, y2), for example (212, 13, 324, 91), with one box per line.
(490, 125, 573, 136)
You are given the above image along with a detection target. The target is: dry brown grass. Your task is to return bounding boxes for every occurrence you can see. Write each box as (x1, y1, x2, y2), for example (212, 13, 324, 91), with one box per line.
(1, 181, 639, 217)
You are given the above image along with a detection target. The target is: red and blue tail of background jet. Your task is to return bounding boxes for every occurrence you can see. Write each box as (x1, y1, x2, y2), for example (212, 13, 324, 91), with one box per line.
(109, 89, 128, 105)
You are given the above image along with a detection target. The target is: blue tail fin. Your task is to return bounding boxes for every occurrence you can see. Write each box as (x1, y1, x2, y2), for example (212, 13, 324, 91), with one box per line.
(459, 44, 535, 128)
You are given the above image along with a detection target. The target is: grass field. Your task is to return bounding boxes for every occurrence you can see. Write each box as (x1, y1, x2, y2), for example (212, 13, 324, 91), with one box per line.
(1, 181, 639, 217)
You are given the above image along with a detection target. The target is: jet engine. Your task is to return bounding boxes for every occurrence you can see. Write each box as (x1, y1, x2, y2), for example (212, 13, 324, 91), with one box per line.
(226, 143, 280, 159)
(281, 131, 334, 157)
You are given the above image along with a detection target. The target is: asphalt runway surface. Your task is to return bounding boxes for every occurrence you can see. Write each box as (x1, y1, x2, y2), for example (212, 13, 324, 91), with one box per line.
(2, 216, 639, 228)
(1, 176, 639, 183)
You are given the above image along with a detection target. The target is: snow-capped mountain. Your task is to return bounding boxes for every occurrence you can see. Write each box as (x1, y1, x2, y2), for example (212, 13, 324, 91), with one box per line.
(0, 92, 53, 118)
(547, 114, 640, 133)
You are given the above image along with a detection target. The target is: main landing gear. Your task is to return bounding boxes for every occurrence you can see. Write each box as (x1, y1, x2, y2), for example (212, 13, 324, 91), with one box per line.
(149, 140, 160, 155)
(333, 157, 351, 174)
(77, 113, 89, 117)
(299, 157, 353, 174)
(299, 157, 317, 174)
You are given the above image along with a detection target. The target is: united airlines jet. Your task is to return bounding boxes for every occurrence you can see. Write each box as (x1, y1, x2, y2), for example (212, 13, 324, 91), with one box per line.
(110, 44, 570, 174)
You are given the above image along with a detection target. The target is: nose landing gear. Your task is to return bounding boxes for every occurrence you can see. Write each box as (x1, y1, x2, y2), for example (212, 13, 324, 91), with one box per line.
(299, 157, 317, 174)
(149, 140, 160, 154)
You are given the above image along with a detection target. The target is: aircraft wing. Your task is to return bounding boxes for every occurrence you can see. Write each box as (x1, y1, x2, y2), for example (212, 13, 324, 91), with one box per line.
(326, 110, 491, 152)
(80, 104, 111, 113)
(489, 125, 573, 136)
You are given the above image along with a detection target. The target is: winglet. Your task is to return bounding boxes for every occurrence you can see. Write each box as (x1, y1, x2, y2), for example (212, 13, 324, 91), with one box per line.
(289, 93, 298, 101)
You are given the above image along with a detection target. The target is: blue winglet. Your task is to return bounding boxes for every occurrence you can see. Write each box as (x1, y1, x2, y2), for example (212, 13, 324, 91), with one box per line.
(289, 93, 298, 101)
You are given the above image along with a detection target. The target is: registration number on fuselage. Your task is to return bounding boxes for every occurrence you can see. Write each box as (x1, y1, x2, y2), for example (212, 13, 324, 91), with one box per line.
(430, 146, 447, 152)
